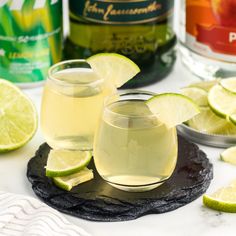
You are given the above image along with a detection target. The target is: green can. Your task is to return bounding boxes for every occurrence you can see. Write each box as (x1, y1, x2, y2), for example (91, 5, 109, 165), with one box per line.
(0, 0, 62, 87)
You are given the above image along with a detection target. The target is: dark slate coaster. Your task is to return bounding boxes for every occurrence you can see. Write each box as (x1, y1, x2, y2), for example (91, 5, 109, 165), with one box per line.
(27, 136, 213, 222)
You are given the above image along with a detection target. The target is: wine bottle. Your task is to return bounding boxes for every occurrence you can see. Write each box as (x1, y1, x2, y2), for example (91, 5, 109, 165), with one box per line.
(64, 0, 176, 88)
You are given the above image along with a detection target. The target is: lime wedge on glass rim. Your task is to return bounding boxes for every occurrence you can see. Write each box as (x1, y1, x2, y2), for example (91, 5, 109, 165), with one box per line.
(146, 93, 200, 128)
(220, 146, 236, 165)
(203, 180, 236, 213)
(208, 85, 236, 119)
(46, 150, 92, 177)
(181, 87, 208, 106)
(87, 53, 140, 88)
(53, 167, 94, 191)
(220, 78, 236, 94)
(0, 79, 37, 152)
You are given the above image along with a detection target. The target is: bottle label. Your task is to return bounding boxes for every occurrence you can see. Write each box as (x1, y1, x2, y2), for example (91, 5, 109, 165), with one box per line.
(185, 0, 236, 62)
(0, 0, 62, 84)
(69, 0, 173, 24)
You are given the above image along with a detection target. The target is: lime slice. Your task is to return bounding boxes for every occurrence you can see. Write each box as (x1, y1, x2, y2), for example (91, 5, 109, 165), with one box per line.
(187, 107, 229, 133)
(208, 85, 236, 118)
(181, 87, 208, 106)
(53, 168, 94, 191)
(188, 80, 219, 92)
(87, 53, 140, 88)
(46, 150, 92, 177)
(146, 93, 200, 128)
(216, 121, 236, 135)
(203, 181, 236, 213)
(230, 114, 236, 125)
(0, 79, 37, 152)
(220, 146, 236, 165)
(220, 78, 236, 94)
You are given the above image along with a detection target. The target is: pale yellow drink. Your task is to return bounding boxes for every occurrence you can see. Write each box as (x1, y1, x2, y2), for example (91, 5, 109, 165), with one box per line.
(41, 64, 116, 150)
(94, 97, 178, 192)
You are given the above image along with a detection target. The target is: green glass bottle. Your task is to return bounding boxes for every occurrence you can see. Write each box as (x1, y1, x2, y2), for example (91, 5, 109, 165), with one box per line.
(64, 0, 176, 88)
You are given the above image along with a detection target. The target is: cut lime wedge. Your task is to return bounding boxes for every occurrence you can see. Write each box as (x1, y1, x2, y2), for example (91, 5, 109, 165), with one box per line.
(208, 85, 236, 119)
(181, 87, 208, 106)
(187, 107, 230, 134)
(0, 79, 37, 152)
(203, 180, 236, 213)
(46, 150, 92, 177)
(220, 146, 236, 165)
(53, 168, 94, 191)
(220, 78, 236, 94)
(146, 93, 200, 128)
(87, 53, 140, 88)
(188, 80, 220, 92)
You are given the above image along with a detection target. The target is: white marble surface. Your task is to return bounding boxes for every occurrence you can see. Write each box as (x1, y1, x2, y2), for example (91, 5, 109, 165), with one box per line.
(1, 58, 236, 236)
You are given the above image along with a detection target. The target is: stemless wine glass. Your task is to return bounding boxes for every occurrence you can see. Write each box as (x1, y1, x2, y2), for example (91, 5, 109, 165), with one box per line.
(41, 60, 116, 151)
(93, 91, 178, 192)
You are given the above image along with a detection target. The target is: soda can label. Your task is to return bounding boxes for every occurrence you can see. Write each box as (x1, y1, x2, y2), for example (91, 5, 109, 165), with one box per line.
(0, 0, 62, 85)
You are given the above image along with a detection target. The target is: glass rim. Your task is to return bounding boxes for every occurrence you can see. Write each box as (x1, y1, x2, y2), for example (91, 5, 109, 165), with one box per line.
(48, 59, 104, 87)
(104, 90, 160, 118)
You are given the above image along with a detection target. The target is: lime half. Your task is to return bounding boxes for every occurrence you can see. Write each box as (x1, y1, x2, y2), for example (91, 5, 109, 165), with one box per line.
(53, 168, 94, 191)
(146, 93, 200, 128)
(46, 150, 92, 177)
(0, 79, 37, 152)
(203, 181, 236, 213)
(181, 87, 208, 106)
(87, 53, 140, 88)
(220, 146, 236, 165)
(208, 85, 236, 119)
(220, 78, 236, 94)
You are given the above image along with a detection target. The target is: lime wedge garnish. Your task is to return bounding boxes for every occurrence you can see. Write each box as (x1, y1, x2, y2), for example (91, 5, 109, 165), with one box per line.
(220, 146, 236, 165)
(220, 78, 236, 94)
(203, 180, 236, 213)
(0, 79, 37, 152)
(208, 85, 236, 119)
(53, 168, 94, 191)
(188, 80, 220, 92)
(46, 150, 92, 177)
(187, 107, 229, 133)
(181, 87, 208, 106)
(87, 53, 140, 88)
(146, 93, 200, 128)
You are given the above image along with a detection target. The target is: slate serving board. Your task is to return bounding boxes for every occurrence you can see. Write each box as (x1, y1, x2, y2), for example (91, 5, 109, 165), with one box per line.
(27, 136, 213, 222)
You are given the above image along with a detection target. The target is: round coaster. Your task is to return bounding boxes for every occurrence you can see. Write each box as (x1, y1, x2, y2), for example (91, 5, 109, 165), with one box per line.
(27, 136, 213, 222)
